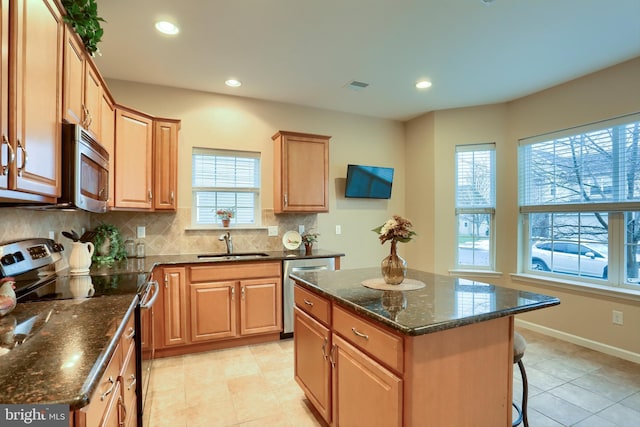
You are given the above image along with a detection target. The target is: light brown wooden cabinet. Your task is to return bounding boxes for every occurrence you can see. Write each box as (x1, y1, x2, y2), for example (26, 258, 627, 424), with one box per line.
(100, 92, 115, 208)
(62, 27, 103, 139)
(154, 262, 282, 358)
(75, 311, 137, 427)
(294, 284, 402, 427)
(0, 0, 63, 203)
(153, 119, 180, 210)
(156, 266, 188, 348)
(114, 106, 154, 209)
(272, 130, 330, 213)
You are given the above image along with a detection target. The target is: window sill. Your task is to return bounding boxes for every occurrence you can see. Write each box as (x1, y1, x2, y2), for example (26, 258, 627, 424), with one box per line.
(185, 225, 268, 231)
(511, 273, 640, 302)
(448, 269, 504, 279)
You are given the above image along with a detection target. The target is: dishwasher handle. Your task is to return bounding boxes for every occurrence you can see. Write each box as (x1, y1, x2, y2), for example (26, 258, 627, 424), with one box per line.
(291, 265, 329, 272)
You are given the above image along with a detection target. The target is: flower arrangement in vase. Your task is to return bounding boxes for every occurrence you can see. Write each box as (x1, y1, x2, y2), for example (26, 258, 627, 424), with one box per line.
(216, 208, 235, 227)
(372, 215, 416, 284)
(301, 231, 319, 255)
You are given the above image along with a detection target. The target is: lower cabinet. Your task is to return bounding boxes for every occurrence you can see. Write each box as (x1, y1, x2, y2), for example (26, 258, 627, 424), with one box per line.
(154, 261, 282, 355)
(293, 284, 402, 427)
(75, 310, 137, 427)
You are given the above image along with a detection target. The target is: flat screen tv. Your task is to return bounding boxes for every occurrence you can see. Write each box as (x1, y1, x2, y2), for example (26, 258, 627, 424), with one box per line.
(345, 164, 394, 199)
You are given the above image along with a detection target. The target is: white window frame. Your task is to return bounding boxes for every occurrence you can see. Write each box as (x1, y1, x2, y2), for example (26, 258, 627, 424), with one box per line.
(455, 143, 496, 271)
(519, 113, 640, 290)
(191, 148, 261, 228)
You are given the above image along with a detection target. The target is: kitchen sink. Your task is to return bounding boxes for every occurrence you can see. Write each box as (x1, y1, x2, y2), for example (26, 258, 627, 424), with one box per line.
(197, 252, 270, 260)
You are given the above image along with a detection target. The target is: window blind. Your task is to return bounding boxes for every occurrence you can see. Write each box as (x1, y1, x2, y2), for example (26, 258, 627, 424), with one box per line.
(455, 143, 496, 214)
(519, 114, 640, 213)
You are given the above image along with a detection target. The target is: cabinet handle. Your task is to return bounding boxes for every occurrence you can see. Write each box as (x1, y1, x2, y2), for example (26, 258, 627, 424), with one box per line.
(100, 376, 116, 401)
(125, 327, 135, 340)
(231, 287, 235, 300)
(241, 286, 245, 300)
(303, 299, 314, 307)
(127, 374, 137, 390)
(170, 191, 175, 203)
(16, 140, 27, 176)
(321, 337, 328, 360)
(118, 394, 126, 426)
(284, 193, 288, 207)
(329, 344, 336, 367)
(164, 274, 168, 288)
(1, 135, 14, 175)
(148, 190, 153, 201)
(351, 327, 369, 340)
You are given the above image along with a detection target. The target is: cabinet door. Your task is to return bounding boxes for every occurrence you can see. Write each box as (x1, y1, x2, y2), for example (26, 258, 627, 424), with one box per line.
(153, 120, 179, 210)
(12, 0, 62, 198)
(161, 267, 188, 347)
(62, 27, 84, 126)
(114, 108, 153, 209)
(332, 333, 402, 427)
(84, 60, 102, 137)
(0, 0, 8, 190)
(100, 93, 115, 208)
(273, 131, 329, 213)
(189, 281, 237, 342)
(240, 277, 282, 335)
(294, 307, 331, 424)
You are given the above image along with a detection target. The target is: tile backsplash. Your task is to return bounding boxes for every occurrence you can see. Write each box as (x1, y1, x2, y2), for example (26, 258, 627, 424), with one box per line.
(0, 207, 316, 256)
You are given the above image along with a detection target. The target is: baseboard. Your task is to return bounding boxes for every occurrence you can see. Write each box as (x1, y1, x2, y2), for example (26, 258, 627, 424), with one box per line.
(514, 319, 640, 364)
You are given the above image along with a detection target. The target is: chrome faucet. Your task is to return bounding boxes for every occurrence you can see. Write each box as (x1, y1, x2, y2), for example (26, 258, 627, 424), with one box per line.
(219, 231, 233, 254)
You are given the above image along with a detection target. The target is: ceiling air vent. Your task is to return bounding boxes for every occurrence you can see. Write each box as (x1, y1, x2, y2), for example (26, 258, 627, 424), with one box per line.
(345, 80, 370, 91)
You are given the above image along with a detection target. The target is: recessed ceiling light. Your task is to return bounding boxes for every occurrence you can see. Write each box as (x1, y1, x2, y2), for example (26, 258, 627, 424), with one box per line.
(415, 80, 432, 89)
(225, 79, 242, 87)
(155, 21, 179, 35)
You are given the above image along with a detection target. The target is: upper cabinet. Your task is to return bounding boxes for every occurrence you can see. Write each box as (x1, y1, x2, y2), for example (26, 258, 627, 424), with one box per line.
(0, 0, 63, 202)
(114, 106, 154, 210)
(153, 119, 180, 210)
(272, 131, 330, 213)
(113, 107, 180, 211)
(100, 91, 115, 208)
(62, 27, 103, 139)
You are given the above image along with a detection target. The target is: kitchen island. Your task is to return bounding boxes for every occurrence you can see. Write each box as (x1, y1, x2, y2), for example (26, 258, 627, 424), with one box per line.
(290, 267, 560, 427)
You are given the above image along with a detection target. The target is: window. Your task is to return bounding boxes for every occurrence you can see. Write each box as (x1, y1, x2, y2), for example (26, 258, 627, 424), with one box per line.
(455, 144, 496, 269)
(192, 148, 261, 227)
(519, 113, 640, 289)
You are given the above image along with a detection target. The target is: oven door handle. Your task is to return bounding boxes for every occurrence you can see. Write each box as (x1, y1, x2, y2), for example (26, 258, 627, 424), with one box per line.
(140, 280, 159, 309)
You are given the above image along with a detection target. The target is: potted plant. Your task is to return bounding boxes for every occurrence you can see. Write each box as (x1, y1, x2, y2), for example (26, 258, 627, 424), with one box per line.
(91, 223, 127, 264)
(301, 231, 319, 255)
(216, 208, 235, 227)
(62, 0, 105, 56)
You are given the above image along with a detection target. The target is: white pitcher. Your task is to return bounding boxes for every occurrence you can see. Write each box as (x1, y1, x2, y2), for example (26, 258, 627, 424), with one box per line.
(69, 242, 95, 274)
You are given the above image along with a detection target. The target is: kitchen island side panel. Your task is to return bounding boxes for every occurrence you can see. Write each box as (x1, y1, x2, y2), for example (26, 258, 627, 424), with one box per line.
(403, 315, 513, 427)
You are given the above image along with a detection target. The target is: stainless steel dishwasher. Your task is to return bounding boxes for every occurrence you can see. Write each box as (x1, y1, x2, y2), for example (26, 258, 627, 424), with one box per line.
(282, 256, 335, 337)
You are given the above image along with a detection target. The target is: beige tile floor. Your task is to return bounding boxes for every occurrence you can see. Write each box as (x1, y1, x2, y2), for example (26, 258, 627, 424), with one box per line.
(146, 329, 640, 427)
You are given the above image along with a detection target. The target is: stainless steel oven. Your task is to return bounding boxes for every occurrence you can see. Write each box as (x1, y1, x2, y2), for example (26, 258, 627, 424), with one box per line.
(136, 278, 158, 427)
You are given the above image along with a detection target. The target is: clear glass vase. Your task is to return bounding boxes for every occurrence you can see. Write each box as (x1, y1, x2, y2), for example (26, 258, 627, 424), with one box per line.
(381, 240, 407, 285)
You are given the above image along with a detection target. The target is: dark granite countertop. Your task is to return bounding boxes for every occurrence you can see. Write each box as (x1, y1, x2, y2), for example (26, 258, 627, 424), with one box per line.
(89, 248, 345, 276)
(0, 294, 137, 409)
(290, 267, 560, 336)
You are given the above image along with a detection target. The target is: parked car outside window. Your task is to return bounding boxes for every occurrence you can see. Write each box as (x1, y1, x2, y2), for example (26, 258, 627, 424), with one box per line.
(531, 241, 608, 279)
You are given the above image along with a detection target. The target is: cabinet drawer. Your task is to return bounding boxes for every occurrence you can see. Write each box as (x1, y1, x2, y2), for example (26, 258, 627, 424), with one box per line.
(121, 344, 137, 426)
(333, 305, 403, 373)
(190, 261, 281, 282)
(120, 313, 136, 364)
(78, 342, 122, 425)
(294, 285, 330, 326)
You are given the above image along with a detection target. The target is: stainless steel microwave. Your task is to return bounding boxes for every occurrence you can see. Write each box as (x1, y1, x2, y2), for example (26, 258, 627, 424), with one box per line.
(57, 123, 109, 213)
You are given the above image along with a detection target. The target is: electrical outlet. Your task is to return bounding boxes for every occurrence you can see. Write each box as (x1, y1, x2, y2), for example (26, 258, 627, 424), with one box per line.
(48, 231, 55, 240)
(268, 226, 279, 236)
(299, 225, 305, 234)
(137, 226, 146, 239)
(612, 310, 623, 325)
(336, 225, 342, 235)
